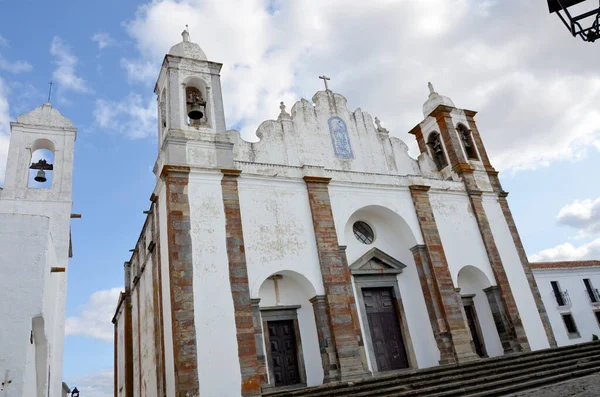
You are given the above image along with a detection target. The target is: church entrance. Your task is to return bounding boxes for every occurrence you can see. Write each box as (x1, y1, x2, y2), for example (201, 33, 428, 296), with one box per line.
(267, 320, 301, 387)
(362, 287, 409, 371)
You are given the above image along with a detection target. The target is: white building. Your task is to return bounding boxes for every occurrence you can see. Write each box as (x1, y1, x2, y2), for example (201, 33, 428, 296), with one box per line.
(532, 261, 600, 346)
(0, 103, 76, 397)
(113, 31, 559, 397)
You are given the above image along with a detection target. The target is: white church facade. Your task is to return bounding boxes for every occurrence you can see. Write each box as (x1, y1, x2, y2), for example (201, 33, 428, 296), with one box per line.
(0, 103, 76, 397)
(112, 31, 559, 397)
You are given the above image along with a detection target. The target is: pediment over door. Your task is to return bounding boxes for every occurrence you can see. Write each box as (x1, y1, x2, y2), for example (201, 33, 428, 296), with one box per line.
(349, 247, 406, 276)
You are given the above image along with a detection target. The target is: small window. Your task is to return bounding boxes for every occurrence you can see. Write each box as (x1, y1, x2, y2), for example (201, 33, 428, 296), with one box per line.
(457, 124, 479, 160)
(561, 313, 580, 338)
(584, 279, 599, 303)
(426, 132, 448, 170)
(353, 221, 374, 245)
(551, 281, 569, 306)
(594, 311, 600, 327)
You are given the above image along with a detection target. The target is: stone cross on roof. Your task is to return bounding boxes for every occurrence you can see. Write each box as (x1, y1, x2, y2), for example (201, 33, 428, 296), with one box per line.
(319, 75, 331, 91)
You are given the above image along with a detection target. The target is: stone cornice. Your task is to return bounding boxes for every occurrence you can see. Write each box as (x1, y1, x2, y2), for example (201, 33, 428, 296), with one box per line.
(409, 185, 431, 192)
(303, 175, 332, 184)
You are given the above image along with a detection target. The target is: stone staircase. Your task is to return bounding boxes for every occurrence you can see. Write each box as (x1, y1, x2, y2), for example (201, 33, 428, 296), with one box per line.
(265, 342, 600, 397)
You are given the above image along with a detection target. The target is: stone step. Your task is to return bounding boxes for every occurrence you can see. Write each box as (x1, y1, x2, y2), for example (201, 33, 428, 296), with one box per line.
(464, 367, 600, 397)
(266, 342, 600, 397)
(382, 354, 600, 397)
(265, 342, 600, 397)
(425, 361, 600, 397)
(314, 351, 600, 397)
(355, 353, 600, 397)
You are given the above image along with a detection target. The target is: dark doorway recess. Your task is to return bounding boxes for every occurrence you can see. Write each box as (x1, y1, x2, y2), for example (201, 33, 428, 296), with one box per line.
(362, 287, 409, 371)
(268, 320, 301, 387)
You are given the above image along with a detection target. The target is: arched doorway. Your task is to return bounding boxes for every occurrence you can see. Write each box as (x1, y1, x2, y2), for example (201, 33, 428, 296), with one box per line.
(255, 270, 323, 389)
(457, 266, 504, 357)
(343, 205, 439, 371)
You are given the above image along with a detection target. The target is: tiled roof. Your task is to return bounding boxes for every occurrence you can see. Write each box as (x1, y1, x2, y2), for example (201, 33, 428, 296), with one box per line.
(530, 260, 600, 270)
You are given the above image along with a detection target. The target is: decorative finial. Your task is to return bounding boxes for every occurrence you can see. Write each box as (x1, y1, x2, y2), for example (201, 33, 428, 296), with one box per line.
(375, 117, 388, 134)
(182, 26, 190, 42)
(278, 101, 291, 121)
(428, 82, 436, 95)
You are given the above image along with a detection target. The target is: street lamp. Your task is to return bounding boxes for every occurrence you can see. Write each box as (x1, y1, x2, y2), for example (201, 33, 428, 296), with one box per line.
(71, 387, 80, 397)
(547, 0, 600, 42)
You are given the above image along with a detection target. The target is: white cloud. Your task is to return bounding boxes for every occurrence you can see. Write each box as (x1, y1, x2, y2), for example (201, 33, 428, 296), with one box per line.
(50, 36, 91, 94)
(65, 287, 121, 342)
(118, 0, 600, 172)
(94, 93, 156, 139)
(0, 35, 7, 47)
(0, 56, 31, 73)
(91, 33, 115, 50)
(530, 238, 600, 262)
(557, 197, 600, 237)
(120, 58, 157, 84)
(66, 369, 113, 397)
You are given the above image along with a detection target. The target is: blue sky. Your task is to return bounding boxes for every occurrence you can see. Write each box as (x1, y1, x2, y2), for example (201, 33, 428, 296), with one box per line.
(1, 1, 600, 395)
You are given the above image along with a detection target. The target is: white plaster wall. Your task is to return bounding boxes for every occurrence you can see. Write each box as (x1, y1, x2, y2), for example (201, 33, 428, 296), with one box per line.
(457, 268, 503, 357)
(116, 305, 126, 397)
(238, 177, 324, 298)
(188, 171, 242, 397)
(0, 214, 50, 397)
(258, 277, 324, 386)
(132, 288, 141, 397)
(158, 185, 175, 397)
(534, 267, 600, 346)
(482, 196, 550, 350)
(341, 205, 439, 369)
(231, 91, 419, 176)
(138, 265, 158, 397)
(428, 192, 496, 285)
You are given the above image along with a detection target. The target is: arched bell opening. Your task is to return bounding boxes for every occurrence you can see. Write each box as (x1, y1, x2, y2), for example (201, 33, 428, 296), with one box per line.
(255, 270, 323, 389)
(457, 265, 504, 358)
(28, 139, 55, 188)
(183, 76, 209, 128)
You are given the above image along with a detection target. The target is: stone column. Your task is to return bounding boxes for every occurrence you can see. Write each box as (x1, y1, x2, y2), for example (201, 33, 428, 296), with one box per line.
(484, 286, 516, 353)
(251, 298, 268, 385)
(163, 165, 200, 397)
(310, 295, 339, 383)
(460, 171, 529, 353)
(496, 191, 557, 348)
(339, 245, 368, 371)
(304, 176, 368, 381)
(409, 185, 479, 363)
(410, 245, 455, 364)
(221, 169, 261, 396)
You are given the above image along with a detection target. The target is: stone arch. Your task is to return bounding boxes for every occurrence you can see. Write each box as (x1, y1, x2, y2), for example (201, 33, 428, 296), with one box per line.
(425, 131, 448, 170)
(456, 123, 478, 160)
(256, 270, 323, 387)
(457, 265, 504, 357)
(343, 205, 440, 370)
(28, 139, 55, 188)
(182, 75, 209, 127)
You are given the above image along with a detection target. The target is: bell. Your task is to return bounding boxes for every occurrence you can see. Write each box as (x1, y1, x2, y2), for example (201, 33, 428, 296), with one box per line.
(188, 103, 204, 120)
(34, 169, 47, 183)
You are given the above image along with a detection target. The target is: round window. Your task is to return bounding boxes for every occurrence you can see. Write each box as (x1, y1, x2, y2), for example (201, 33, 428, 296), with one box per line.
(353, 221, 374, 244)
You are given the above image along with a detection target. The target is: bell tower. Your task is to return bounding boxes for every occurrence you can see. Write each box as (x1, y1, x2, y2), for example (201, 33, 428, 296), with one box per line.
(154, 29, 232, 175)
(3, 102, 76, 202)
(409, 83, 496, 185)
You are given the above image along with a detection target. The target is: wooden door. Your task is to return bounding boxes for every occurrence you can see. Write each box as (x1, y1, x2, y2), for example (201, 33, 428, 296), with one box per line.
(464, 304, 486, 357)
(268, 320, 300, 386)
(363, 288, 409, 371)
